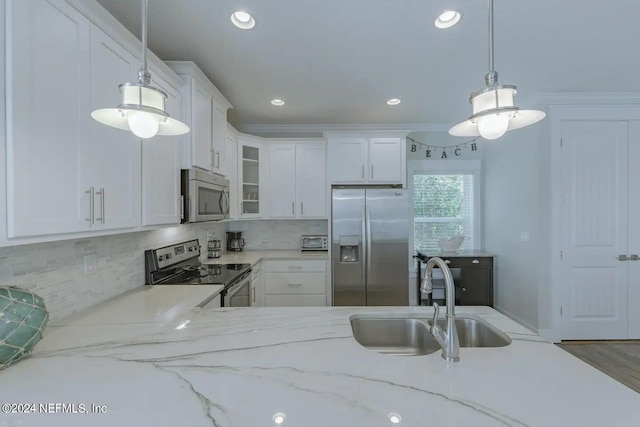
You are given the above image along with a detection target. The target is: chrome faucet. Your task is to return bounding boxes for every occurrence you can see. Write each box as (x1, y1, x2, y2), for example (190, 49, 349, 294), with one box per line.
(420, 257, 460, 362)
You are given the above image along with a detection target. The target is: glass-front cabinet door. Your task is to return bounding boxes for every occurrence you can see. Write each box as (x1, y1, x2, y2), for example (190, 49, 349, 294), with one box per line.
(237, 137, 264, 217)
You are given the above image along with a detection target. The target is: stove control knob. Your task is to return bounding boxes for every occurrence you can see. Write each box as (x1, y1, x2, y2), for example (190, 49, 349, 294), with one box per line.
(188, 247, 194, 252)
(159, 255, 164, 261)
(166, 253, 172, 260)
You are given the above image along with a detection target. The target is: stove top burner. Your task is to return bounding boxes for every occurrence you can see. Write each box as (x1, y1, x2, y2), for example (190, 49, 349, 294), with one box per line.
(161, 263, 251, 286)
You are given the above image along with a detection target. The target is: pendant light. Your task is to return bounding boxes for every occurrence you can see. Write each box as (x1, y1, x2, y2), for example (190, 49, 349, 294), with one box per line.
(91, 0, 189, 139)
(449, 0, 544, 140)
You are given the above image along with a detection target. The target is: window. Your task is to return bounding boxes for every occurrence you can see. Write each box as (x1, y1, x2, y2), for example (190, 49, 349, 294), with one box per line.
(409, 160, 481, 256)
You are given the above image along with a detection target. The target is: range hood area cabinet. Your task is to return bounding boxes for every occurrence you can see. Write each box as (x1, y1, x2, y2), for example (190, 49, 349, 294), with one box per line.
(166, 61, 232, 177)
(4, 0, 184, 240)
(326, 134, 407, 187)
(267, 141, 327, 219)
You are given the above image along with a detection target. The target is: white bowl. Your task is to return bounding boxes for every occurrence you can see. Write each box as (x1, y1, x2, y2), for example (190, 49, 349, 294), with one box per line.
(438, 236, 465, 253)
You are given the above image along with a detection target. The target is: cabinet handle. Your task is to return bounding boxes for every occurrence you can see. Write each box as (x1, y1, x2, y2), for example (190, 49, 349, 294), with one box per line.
(292, 201, 295, 215)
(618, 254, 629, 261)
(301, 202, 304, 216)
(95, 188, 105, 224)
(215, 151, 220, 169)
(85, 187, 94, 223)
(251, 286, 256, 303)
(361, 164, 364, 179)
(287, 283, 303, 287)
(288, 266, 303, 269)
(472, 259, 480, 264)
(371, 164, 373, 179)
(179, 195, 184, 220)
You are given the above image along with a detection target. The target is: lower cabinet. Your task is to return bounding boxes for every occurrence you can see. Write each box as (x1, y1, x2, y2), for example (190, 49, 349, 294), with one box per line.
(263, 259, 328, 307)
(416, 254, 494, 307)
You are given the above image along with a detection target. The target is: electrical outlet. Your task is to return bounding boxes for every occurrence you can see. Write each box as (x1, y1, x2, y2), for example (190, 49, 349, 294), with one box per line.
(520, 231, 530, 243)
(84, 253, 97, 275)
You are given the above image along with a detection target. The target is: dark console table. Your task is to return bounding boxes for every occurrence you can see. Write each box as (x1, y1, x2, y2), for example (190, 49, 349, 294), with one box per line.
(415, 251, 494, 307)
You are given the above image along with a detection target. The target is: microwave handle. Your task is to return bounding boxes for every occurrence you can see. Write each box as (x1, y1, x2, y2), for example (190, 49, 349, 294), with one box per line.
(223, 191, 230, 217)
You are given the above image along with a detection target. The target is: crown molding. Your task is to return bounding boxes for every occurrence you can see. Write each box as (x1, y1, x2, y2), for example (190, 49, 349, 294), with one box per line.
(536, 92, 640, 106)
(235, 123, 453, 136)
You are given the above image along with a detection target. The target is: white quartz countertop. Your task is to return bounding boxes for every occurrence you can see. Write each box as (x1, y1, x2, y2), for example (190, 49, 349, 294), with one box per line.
(202, 249, 328, 267)
(1, 290, 639, 426)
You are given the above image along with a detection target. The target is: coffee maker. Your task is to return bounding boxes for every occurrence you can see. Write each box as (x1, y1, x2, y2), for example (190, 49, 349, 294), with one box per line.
(226, 231, 245, 252)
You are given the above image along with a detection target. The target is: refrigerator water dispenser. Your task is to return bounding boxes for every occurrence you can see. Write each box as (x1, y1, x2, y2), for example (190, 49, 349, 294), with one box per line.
(339, 236, 359, 263)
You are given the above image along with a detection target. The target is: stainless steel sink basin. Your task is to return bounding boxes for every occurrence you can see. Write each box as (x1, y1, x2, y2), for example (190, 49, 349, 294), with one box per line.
(349, 317, 440, 356)
(350, 314, 511, 356)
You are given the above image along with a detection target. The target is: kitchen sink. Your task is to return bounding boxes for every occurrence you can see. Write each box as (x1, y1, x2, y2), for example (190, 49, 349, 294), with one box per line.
(349, 314, 511, 356)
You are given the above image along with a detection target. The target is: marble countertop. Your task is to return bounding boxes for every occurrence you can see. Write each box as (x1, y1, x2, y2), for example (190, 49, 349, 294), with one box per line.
(202, 249, 329, 267)
(1, 292, 639, 426)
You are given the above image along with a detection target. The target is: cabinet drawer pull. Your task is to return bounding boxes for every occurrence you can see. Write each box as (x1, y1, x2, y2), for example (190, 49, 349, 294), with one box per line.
(361, 164, 364, 179)
(85, 187, 94, 223)
(287, 283, 303, 287)
(288, 266, 303, 269)
(472, 259, 480, 264)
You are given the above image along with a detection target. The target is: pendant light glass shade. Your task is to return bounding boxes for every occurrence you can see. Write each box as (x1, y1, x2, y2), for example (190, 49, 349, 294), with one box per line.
(449, 0, 544, 139)
(91, 0, 189, 139)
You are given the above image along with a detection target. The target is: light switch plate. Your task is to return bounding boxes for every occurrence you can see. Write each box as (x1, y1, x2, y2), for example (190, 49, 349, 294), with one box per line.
(84, 253, 97, 275)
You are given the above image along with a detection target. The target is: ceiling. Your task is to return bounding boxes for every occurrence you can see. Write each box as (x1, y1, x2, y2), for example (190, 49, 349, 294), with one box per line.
(96, 0, 640, 129)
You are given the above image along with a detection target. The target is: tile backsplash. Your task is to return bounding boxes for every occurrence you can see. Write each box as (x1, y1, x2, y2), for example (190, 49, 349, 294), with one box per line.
(0, 219, 327, 321)
(226, 220, 328, 250)
(0, 223, 227, 321)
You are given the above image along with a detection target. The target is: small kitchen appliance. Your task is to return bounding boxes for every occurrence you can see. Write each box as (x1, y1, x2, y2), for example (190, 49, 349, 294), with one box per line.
(301, 235, 328, 252)
(207, 232, 222, 259)
(144, 240, 251, 307)
(226, 231, 245, 252)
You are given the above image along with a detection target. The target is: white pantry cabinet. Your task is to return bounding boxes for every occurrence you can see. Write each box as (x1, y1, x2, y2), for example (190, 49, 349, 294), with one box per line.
(166, 61, 232, 176)
(327, 134, 407, 186)
(267, 141, 327, 219)
(142, 70, 182, 226)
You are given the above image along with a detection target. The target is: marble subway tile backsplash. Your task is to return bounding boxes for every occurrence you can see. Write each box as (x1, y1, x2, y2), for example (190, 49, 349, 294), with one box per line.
(0, 223, 227, 321)
(226, 220, 328, 250)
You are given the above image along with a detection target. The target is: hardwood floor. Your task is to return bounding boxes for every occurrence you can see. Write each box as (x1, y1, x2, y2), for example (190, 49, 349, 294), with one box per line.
(557, 341, 640, 393)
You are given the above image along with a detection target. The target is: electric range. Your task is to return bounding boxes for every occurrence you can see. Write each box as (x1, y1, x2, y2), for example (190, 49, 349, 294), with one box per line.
(144, 240, 251, 307)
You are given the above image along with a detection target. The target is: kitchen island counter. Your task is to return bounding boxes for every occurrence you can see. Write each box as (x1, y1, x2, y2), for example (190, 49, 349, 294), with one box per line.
(0, 302, 638, 426)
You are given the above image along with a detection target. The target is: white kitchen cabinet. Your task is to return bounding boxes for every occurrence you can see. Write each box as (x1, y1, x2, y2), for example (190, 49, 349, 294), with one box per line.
(166, 61, 232, 176)
(88, 24, 141, 231)
(250, 261, 264, 307)
(263, 259, 327, 307)
(238, 137, 266, 218)
(6, 0, 92, 237)
(142, 70, 182, 226)
(267, 141, 327, 219)
(327, 134, 407, 186)
(225, 130, 239, 219)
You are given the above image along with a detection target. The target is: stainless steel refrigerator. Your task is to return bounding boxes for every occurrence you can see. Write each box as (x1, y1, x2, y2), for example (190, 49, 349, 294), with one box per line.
(332, 188, 408, 306)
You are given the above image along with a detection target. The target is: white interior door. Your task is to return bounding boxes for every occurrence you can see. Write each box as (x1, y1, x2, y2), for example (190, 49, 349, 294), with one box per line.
(560, 121, 629, 339)
(628, 122, 640, 339)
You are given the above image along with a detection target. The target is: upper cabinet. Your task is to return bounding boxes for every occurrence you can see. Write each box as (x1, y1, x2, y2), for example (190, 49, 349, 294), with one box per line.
(237, 136, 266, 218)
(4, 0, 184, 241)
(327, 134, 407, 187)
(166, 62, 232, 176)
(267, 141, 327, 219)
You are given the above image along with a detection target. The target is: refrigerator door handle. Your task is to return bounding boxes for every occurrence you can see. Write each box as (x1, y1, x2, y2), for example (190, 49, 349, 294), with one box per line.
(361, 205, 367, 289)
(366, 205, 372, 281)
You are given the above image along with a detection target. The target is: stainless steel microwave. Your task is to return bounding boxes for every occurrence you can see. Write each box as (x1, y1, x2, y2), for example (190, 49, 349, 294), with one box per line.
(180, 169, 229, 223)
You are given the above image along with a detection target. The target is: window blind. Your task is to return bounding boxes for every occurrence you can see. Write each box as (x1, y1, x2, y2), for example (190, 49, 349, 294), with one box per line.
(413, 174, 475, 254)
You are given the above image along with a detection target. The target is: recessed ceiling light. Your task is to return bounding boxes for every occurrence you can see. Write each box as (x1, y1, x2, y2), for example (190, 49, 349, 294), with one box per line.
(435, 10, 461, 29)
(386, 98, 402, 106)
(231, 11, 256, 29)
(273, 412, 286, 424)
(271, 99, 285, 106)
(388, 412, 402, 424)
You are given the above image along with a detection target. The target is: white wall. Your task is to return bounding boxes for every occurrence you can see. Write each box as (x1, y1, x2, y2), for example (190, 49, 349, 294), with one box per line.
(408, 126, 550, 332)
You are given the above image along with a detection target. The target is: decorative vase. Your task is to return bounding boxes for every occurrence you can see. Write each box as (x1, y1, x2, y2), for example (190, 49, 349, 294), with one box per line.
(0, 286, 49, 370)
